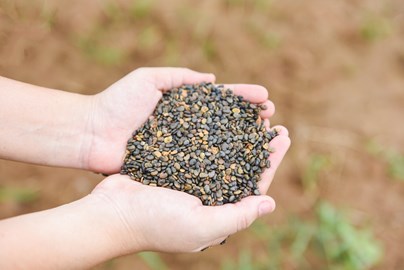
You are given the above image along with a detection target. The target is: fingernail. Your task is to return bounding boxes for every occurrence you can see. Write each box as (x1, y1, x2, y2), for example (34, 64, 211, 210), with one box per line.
(258, 200, 275, 217)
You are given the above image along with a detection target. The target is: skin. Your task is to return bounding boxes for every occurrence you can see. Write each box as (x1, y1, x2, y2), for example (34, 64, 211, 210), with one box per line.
(0, 68, 291, 269)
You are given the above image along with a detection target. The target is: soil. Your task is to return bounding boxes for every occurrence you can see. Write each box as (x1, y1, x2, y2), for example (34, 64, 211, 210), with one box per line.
(1, 0, 404, 269)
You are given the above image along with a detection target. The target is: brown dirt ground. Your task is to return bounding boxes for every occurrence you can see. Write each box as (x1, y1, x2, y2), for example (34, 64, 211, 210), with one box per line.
(1, 0, 404, 269)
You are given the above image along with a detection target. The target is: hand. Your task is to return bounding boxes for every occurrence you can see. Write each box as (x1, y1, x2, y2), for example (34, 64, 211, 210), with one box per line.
(85, 68, 215, 174)
(91, 123, 289, 253)
(84, 67, 285, 174)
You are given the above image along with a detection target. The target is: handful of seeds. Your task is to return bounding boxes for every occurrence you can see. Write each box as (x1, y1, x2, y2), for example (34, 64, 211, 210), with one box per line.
(120, 83, 277, 206)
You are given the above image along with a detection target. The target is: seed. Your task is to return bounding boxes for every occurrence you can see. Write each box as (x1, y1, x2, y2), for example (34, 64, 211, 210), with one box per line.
(153, 151, 162, 158)
(190, 159, 197, 165)
(232, 108, 240, 114)
(164, 136, 173, 143)
(121, 82, 279, 206)
(145, 162, 152, 168)
(211, 147, 219, 154)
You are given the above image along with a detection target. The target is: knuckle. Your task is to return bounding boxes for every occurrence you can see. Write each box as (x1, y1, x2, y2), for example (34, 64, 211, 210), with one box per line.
(237, 214, 252, 232)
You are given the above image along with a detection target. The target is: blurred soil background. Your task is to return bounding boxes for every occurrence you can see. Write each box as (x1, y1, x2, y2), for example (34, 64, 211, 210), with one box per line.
(1, 0, 404, 269)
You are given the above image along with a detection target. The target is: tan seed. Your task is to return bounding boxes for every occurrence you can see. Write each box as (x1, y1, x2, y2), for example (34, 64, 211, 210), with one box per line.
(164, 136, 173, 143)
(153, 151, 162, 158)
(232, 108, 241, 114)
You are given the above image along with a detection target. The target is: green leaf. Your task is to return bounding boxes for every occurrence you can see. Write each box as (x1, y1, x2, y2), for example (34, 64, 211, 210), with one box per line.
(138, 252, 168, 270)
(0, 187, 39, 203)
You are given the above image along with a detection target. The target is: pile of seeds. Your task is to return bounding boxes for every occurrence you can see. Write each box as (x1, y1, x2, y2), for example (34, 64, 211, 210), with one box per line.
(121, 83, 278, 206)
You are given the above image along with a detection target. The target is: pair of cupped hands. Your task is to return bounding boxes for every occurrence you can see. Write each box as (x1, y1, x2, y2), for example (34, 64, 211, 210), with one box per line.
(86, 68, 290, 254)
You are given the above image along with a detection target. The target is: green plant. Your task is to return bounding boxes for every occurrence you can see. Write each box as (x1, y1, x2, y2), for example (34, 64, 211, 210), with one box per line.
(76, 36, 125, 66)
(102, 0, 123, 23)
(202, 38, 217, 61)
(0, 186, 38, 203)
(163, 39, 180, 66)
(302, 154, 331, 193)
(224, 0, 244, 7)
(366, 140, 404, 181)
(130, 0, 154, 20)
(137, 25, 160, 51)
(245, 21, 281, 50)
(138, 252, 168, 270)
(315, 202, 383, 270)
(387, 154, 404, 181)
(222, 250, 258, 270)
(227, 202, 383, 270)
(360, 15, 391, 42)
(40, 3, 57, 30)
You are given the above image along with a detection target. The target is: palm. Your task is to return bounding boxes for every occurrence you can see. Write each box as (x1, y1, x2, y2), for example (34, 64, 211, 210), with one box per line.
(88, 68, 291, 252)
(89, 76, 162, 173)
(92, 175, 207, 252)
(86, 68, 289, 187)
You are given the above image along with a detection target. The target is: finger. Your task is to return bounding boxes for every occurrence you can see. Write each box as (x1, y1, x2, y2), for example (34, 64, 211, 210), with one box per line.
(271, 125, 289, 136)
(258, 134, 291, 194)
(259, 100, 275, 119)
(221, 84, 269, 103)
(91, 174, 142, 194)
(135, 67, 215, 91)
(264, 118, 270, 131)
(198, 195, 275, 238)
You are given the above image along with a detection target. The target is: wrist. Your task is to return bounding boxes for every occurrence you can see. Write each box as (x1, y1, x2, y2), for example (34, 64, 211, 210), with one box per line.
(59, 194, 139, 267)
(0, 193, 138, 269)
(85, 189, 145, 255)
(76, 94, 99, 171)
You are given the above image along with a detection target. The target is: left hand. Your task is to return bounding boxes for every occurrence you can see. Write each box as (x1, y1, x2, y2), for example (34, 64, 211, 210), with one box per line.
(84, 67, 278, 174)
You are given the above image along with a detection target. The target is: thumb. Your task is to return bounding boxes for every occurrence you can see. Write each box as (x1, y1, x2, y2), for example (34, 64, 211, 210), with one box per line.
(200, 195, 276, 238)
(134, 67, 216, 91)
